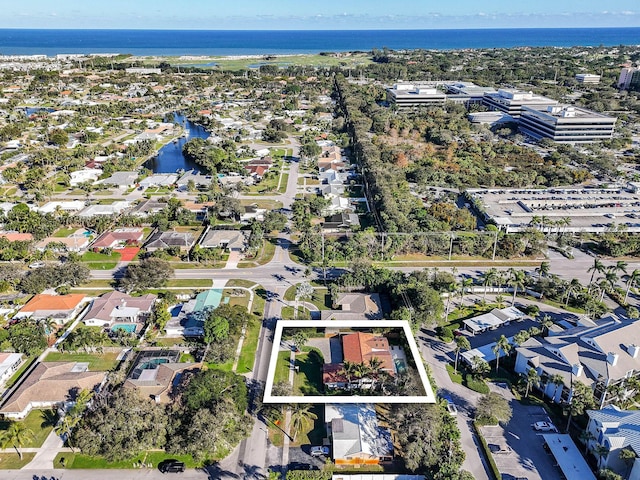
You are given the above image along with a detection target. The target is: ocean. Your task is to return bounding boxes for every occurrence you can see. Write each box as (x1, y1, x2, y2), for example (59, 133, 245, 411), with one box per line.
(0, 28, 639, 56)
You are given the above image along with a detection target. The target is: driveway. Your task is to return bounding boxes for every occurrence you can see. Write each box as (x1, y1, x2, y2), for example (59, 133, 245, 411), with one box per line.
(306, 337, 342, 363)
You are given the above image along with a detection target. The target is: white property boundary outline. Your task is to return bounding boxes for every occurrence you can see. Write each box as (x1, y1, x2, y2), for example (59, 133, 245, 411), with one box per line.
(263, 320, 436, 404)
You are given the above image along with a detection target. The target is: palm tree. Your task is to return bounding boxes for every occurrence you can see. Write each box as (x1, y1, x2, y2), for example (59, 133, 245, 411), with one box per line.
(605, 269, 619, 293)
(624, 269, 640, 303)
(54, 414, 80, 452)
(593, 443, 610, 469)
(536, 261, 551, 278)
(339, 360, 358, 388)
(513, 330, 530, 346)
(508, 269, 526, 306)
(289, 404, 317, 441)
(614, 260, 629, 277)
(588, 258, 606, 284)
(0, 422, 35, 459)
(539, 315, 553, 336)
(367, 357, 384, 390)
(549, 373, 565, 400)
(454, 335, 471, 374)
(619, 447, 637, 478)
(579, 429, 595, 454)
(564, 278, 582, 306)
(481, 268, 499, 301)
(493, 335, 511, 373)
(524, 368, 540, 397)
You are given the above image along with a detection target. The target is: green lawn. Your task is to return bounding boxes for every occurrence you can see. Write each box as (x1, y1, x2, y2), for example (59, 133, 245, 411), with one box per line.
(54, 451, 199, 469)
(446, 363, 464, 384)
(277, 173, 289, 193)
(0, 409, 55, 449)
(281, 306, 311, 320)
(53, 227, 76, 238)
(235, 319, 262, 374)
(226, 279, 256, 289)
(44, 351, 120, 371)
(274, 350, 292, 385)
(165, 279, 212, 288)
(293, 348, 324, 396)
(81, 251, 121, 269)
(292, 404, 325, 447)
(238, 239, 276, 268)
(283, 285, 330, 310)
(0, 452, 36, 469)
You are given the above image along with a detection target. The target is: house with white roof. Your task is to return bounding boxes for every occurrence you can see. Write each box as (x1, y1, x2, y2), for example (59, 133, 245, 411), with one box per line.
(325, 404, 393, 466)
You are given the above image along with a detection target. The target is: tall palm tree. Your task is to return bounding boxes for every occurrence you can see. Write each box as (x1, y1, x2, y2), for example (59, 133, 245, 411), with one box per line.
(289, 404, 317, 441)
(593, 443, 610, 469)
(481, 268, 499, 301)
(493, 335, 511, 373)
(508, 269, 526, 306)
(579, 429, 595, 454)
(454, 335, 471, 374)
(549, 373, 565, 400)
(539, 315, 553, 336)
(0, 422, 34, 459)
(619, 447, 637, 478)
(588, 258, 606, 284)
(339, 360, 358, 388)
(564, 278, 582, 306)
(54, 414, 80, 452)
(624, 269, 640, 303)
(536, 261, 551, 278)
(524, 368, 540, 397)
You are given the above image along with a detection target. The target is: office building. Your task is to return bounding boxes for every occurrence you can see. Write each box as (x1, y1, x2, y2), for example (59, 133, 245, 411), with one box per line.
(386, 83, 446, 108)
(575, 73, 601, 84)
(444, 82, 497, 106)
(519, 105, 616, 144)
(618, 67, 640, 91)
(482, 88, 558, 118)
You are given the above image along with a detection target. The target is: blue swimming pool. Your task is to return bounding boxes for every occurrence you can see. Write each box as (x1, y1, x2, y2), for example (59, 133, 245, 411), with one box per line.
(111, 323, 137, 334)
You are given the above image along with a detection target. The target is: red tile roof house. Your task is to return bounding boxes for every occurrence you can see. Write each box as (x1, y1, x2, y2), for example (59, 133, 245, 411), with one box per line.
(323, 332, 395, 390)
(83, 291, 156, 328)
(0, 362, 107, 419)
(91, 228, 145, 250)
(0, 232, 34, 242)
(13, 294, 88, 325)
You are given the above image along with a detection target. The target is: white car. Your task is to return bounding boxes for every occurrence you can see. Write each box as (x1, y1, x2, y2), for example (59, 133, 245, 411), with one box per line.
(310, 446, 329, 457)
(28, 261, 45, 269)
(442, 396, 458, 416)
(532, 421, 557, 432)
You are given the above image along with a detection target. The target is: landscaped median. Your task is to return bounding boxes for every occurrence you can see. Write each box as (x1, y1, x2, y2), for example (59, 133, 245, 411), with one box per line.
(54, 451, 198, 469)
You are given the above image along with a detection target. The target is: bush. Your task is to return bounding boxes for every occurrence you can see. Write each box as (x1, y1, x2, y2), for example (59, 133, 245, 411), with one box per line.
(438, 326, 454, 343)
(465, 374, 490, 394)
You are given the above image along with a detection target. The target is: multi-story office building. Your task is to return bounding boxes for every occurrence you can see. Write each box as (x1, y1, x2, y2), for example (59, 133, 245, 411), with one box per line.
(618, 67, 640, 91)
(519, 105, 616, 144)
(386, 83, 446, 108)
(443, 81, 497, 106)
(575, 73, 601, 84)
(482, 88, 558, 118)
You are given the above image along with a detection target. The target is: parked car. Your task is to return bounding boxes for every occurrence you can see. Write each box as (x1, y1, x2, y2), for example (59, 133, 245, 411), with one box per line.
(310, 446, 329, 457)
(28, 261, 45, 269)
(442, 395, 458, 416)
(532, 421, 557, 432)
(289, 462, 319, 471)
(488, 444, 513, 454)
(159, 460, 185, 473)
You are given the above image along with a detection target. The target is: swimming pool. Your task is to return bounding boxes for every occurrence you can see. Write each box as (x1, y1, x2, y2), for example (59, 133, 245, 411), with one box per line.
(111, 323, 137, 334)
(394, 358, 407, 374)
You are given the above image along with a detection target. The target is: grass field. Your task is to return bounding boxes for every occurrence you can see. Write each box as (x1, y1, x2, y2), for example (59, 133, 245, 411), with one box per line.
(238, 239, 276, 268)
(54, 451, 199, 469)
(274, 350, 292, 385)
(44, 351, 120, 371)
(277, 173, 289, 193)
(235, 319, 262, 374)
(81, 251, 121, 269)
(0, 452, 36, 469)
(293, 348, 324, 396)
(0, 409, 55, 450)
(165, 279, 212, 288)
(167, 53, 372, 71)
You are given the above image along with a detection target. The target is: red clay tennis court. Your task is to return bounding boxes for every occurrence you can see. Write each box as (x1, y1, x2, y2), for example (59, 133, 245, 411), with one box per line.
(118, 247, 140, 262)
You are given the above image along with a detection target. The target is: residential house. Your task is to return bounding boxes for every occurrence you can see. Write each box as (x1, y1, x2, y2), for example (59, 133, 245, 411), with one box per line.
(36, 200, 85, 215)
(91, 228, 144, 249)
(323, 332, 395, 389)
(240, 204, 266, 223)
(176, 170, 213, 188)
(144, 230, 196, 252)
(325, 404, 393, 465)
(165, 289, 223, 337)
(514, 315, 640, 407)
(130, 199, 168, 217)
(100, 171, 139, 188)
(83, 291, 156, 328)
(322, 213, 360, 233)
(35, 235, 90, 253)
(0, 231, 33, 242)
(123, 350, 200, 403)
(0, 352, 23, 385)
(14, 294, 87, 324)
(321, 293, 383, 321)
(463, 306, 526, 335)
(138, 174, 178, 188)
(586, 405, 640, 478)
(0, 362, 107, 419)
(199, 227, 249, 252)
(78, 201, 130, 218)
(69, 168, 102, 186)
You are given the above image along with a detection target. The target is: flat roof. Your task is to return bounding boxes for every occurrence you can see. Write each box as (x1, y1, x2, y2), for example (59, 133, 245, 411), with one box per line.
(542, 434, 596, 480)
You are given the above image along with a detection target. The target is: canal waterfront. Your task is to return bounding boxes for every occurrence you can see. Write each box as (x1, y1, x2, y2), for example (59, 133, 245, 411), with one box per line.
(144, 113, 210, 173)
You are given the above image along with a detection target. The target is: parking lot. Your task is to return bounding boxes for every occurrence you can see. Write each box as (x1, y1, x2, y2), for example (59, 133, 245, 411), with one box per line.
(479, 384, 563, 480)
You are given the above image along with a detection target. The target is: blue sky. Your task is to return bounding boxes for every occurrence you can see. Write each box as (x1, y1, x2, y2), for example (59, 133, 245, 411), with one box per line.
(3, 0, 640, 29)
